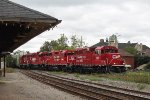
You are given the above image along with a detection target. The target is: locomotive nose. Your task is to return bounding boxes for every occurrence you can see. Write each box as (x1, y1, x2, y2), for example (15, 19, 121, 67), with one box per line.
(111, 59, 124, 65)
(108, 54, 124, 65)
(112, 54, 120, 59)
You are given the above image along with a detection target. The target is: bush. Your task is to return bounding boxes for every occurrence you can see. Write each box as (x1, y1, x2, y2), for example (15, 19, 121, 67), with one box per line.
(6, 55, 17, 68)
(135, 56, 150, 67)
(145, 62, 150, 70)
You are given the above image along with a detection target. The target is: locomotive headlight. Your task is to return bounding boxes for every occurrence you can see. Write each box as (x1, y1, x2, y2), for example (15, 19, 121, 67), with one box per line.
(114, 63, 116, 64)
(61, 59, 64, 60)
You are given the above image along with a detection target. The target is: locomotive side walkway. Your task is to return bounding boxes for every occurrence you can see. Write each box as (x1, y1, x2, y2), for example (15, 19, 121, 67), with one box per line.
(0, 71, 84, 100)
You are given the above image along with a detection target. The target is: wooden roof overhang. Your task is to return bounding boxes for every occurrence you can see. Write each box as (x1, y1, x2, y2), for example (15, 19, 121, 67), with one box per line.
(0, 0, 61, 54)
(0, 17, 61, 53)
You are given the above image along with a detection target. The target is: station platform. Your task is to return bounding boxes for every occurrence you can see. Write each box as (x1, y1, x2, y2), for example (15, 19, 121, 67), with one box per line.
(0, 71, 84, 100)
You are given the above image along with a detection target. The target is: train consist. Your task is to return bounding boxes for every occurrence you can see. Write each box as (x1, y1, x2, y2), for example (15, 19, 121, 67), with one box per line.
(19, 46, 126, 73)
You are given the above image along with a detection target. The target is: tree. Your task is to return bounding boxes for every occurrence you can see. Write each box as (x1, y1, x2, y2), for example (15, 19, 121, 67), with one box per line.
(40, 41, 51, 52)
(70, 35, 85, 49)
(39, 34, 86, 51)
(49, 40, 59, 50)
(135, 56, 150, 67)
(57, 34, 69, 50)
(40, 34, 69, 51)
(70, 35, 79, 49)
(125, 46, 138, 56)
(78, 36, 85, 48)
(6, 55, 17, 68)
(145, 61, 150, 70)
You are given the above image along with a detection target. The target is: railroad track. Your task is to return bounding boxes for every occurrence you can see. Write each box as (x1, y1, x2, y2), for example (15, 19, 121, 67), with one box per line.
(20, 70, 150, 100)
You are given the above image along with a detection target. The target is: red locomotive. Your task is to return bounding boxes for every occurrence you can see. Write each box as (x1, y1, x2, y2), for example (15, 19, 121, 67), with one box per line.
(19, 46, 125, 73)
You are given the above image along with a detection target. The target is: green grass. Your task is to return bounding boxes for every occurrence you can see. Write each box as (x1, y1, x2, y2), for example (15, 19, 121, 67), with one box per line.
(74, 73, 102, 81)
(49, 71, 68, 75)
(74, 73, 80, 78)
(137, 84, 146, 90)
(84, 75, 102, 81)
(99, 71, 150, 84)
(49, 70, 150, 84)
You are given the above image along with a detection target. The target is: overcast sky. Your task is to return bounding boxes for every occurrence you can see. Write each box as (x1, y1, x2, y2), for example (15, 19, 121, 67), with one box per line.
(12, 0, 150, 52)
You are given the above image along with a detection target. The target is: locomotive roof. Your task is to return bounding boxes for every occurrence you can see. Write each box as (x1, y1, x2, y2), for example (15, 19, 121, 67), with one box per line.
(96, 46, 118, 50)
(75, 47, 95, 51)
(39, 51, 49, 54)
(61, 50, 75, 53)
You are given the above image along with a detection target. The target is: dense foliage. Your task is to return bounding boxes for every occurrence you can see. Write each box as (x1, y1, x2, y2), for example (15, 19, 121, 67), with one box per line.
(134, 56, 150, 67)
(125, 46, 138, 56)
(40, 34, 85, 52)
(145, 61, 150, 70)
(125, 46, 150, 68)
(5, 55, 17, 68)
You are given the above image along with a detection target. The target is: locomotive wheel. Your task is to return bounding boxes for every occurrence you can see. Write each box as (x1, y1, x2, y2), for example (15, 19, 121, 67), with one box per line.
(102, 67, 107, 73)
(90, 69, 96, 74)
(62, 67, 67, 72)
(118, 68, 121, 73)
(97, 67, 103, 73)
(106, 66, 111, 73)
(68, 67, 73, 73)
(79, 68, 83, 74)
(115, 67, 121, 73)
(86, 69, 89, 74)
(121, 67, 126, 72)
(85, 69, 90, 74)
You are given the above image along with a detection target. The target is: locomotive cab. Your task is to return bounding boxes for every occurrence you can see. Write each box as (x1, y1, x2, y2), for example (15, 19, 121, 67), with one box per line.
(95, 46, 125, 72)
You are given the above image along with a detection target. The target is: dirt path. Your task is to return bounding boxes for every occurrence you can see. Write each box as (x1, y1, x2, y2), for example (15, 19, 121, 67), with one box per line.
(0, 72, 84, 100)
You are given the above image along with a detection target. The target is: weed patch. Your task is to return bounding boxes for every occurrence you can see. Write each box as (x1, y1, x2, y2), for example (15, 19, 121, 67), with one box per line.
(137, 84, 146, 90)
(98, 71, 150, 84)
(74, 74, 80, 78)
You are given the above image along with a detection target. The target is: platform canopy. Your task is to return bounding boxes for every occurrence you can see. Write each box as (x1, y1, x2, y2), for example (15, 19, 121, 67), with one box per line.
(0, 0, 61, 53)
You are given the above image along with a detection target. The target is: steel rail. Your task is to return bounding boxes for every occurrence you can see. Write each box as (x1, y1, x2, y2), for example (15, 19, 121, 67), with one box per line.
(21, 70, 117, 100)
(20, 70, 150, 100)
(43, 71, 150, 98)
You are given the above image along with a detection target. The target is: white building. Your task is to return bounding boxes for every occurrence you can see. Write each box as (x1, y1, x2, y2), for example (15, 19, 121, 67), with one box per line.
(108, 34, 118, 48)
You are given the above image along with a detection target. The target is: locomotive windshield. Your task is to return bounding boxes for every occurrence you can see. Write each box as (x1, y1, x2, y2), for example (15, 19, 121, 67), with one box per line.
(95, 50, 102, 54)
(95, 49, 117, 54)
(105, 49, 117, 53)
